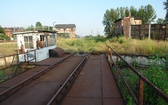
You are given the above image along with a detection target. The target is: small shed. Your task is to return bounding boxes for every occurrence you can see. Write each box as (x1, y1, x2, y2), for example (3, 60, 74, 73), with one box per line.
(13, 30, 57, 62)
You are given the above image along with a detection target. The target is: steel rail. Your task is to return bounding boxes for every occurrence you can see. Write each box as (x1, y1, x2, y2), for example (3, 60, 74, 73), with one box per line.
(107, 45, 168, 104)
(0, 53, 75, 102)
(47, 53, 90, 105)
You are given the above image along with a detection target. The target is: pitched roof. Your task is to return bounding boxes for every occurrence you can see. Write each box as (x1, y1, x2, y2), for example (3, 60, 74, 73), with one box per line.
(55, 24, 76, 28)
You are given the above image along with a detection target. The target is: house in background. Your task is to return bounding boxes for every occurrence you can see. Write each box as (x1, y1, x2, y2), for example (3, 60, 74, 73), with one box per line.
(114, 16, 142, 38)
(55, 24, 76, 38)
(4, 27, 23, 39)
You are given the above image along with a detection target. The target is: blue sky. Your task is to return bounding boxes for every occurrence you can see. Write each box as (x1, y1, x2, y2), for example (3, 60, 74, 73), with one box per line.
(1, 0, 166, 36)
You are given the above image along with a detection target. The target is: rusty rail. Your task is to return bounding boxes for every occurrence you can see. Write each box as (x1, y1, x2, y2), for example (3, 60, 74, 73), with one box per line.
(106, 45, 168, 105)
(0, 53, 75, 102)
(47, 53, 89, 105)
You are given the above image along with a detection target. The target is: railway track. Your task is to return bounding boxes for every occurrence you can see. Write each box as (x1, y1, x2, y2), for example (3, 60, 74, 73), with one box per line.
(47, 53, 89, 105)
(0, 53, 89, 105)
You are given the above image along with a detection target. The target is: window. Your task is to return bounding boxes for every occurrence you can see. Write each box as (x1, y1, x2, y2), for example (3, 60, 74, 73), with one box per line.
(48, 33, 56, 46)
(39, 33, 55, 47)
(24, 36, 33, 49)
(40, 35, 47, 47)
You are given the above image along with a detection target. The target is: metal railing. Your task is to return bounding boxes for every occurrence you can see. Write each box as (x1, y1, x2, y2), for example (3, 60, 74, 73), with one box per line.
(0, 50, 36, 82)
(106, 45, 168, 105)
(0, 53, 75, 102)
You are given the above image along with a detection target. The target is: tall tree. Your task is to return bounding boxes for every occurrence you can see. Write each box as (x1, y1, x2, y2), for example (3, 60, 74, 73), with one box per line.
(120, 7, 125, 18)
(137, 6, 146, 24)
(163, 0, 168, 22)
(26, 25, 34, 31)
(102, 4, 157, 36)
(35, 22, 42, 30)
(144, 4, 157, 23)
(102, 9, 118, 36)
(0, 26, 5, 34)
(156, 18, 165, 24)
(0, 26, 10, 40)
(137, 4, 156, 24)
(116, 7, 125, 18)
(125, 7, 129, 17)
(130, 6, 137, 17)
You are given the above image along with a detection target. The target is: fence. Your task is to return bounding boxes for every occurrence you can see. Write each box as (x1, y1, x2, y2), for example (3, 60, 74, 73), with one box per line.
(106, 45, 168, 105)
(131, 24, 168, 40)
(0, 50, 36, 82)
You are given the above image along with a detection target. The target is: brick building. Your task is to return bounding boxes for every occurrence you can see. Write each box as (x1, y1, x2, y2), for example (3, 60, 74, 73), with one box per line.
(55, 24, 76, 38)
(4, 27, 23, 38)
(114, 17, 142, 38)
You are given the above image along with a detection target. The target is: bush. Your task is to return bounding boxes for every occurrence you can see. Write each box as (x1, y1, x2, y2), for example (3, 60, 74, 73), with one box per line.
(0, 34, 10, 41)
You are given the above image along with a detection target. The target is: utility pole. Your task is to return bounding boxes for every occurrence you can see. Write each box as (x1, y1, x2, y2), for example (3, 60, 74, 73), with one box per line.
(148, 23, 151, 39)
(53, 22, 56, 31)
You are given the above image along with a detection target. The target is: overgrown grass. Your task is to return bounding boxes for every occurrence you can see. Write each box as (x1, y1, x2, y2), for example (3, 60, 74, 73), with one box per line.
(0, 42, 17, 56)
(106, 37, 168, 56)
(116, 57, 168, 105)
(57, 36, 168, 56)
(1, 36, 168, 56)
(57, 37, 106, 53)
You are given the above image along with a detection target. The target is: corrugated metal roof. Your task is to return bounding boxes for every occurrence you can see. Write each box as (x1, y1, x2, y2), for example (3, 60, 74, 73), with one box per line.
(55, 24, 76, 28)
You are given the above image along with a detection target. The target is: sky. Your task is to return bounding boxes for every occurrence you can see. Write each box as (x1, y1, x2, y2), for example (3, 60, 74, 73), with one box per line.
(1, 0, 166, 36)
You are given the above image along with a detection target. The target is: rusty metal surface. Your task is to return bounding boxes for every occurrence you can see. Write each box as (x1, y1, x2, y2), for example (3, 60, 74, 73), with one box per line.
(0, 54, 85, 105)
(0, 66, 48, 93)
(36, 54, 70, 66)
(47, 53, 89, 105)
(0, 54, 70, 93)
(0, 53, 125, 105)
(0, 53, 73, 102)
(61, 54, 125, 105)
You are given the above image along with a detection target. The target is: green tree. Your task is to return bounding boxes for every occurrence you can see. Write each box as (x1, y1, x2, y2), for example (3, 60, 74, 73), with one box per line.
(130, 6, 137, 17)
(163, 0, 168, 22)
(102, 4, 157, 36)
(156, 18, 165, 24)
(84, 35, 94, 39)
(120, 7, 125, 18)
(35, 22, 42, 30)
(116, 7, 125, 18)
(125, 7, 129, 17)
(102, 9, 118, 36)
(137, 6, 146, 24)
(137, 4, 156, 24)
(0, 26, 5, 34)
(144, 4, 157, 23)
(26, 25, 34, 31)
(43, 26, 49, 31)
(0, 26, 10, 40)
(49, 26, 53, 31)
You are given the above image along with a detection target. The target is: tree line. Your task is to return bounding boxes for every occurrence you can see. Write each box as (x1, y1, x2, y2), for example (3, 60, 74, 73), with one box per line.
(0, 22, 53, 40)
(103, 0, 168, 36)
(26, 22, 53, 31)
